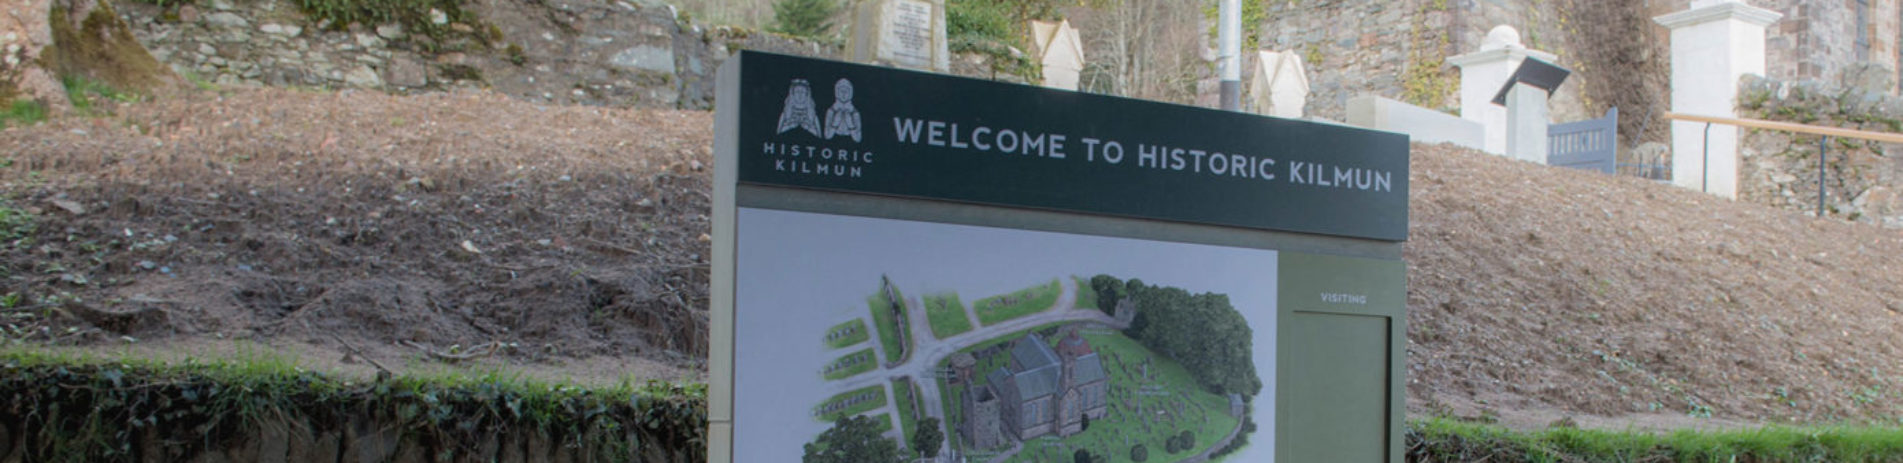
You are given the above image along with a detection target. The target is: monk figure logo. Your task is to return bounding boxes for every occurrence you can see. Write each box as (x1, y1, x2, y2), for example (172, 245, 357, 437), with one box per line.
(777, 79, 823, 137)
(824, 79, 862, 142)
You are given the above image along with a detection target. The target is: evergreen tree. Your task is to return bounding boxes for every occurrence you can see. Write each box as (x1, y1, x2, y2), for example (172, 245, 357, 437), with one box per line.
(912, 417, 945, 458)
(770, 0, 840, 38)
(803, 415, 903, 463)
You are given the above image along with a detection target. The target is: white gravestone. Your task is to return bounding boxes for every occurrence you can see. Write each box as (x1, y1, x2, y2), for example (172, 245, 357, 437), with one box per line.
(1655, 0, 1781, 198)
(1030, 19, 1085, 90)
(850, 0, 950, 72)
(1449, 26, 1556, 156)
(1249, 50, 1310, 119)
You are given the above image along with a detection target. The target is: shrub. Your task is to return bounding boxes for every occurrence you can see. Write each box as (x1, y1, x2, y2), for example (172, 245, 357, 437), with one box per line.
(769, 0, 838, 38)
(1130, 444, 1149, 462)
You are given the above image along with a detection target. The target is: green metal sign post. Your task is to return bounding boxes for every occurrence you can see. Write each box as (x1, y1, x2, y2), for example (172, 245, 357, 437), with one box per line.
(709, 51, 1409, 463)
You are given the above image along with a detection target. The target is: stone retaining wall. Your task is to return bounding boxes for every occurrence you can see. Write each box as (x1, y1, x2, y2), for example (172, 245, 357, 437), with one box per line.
(112, 0, 1025, 110)
(1737, 74, 1903, 228)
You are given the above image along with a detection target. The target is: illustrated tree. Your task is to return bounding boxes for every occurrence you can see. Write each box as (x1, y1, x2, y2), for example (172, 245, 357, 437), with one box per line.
(1121, 277, 1261, 397)
(769, 0, 839, 38)
(802, 415, 903, 463)
(912, 417, 944, 458)
(1089, 274, 1127, 315)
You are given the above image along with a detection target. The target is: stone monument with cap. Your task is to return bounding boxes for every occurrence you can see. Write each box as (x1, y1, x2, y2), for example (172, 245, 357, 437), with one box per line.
(849, 0, 950, 72)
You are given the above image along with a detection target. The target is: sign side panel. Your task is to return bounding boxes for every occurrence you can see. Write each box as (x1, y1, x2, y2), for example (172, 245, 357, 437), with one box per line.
(708, 51, 743, 462)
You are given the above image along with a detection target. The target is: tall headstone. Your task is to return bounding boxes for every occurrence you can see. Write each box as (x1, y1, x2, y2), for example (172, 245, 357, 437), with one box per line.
(1448, 26, 1556, 156)
(1030, 19, 1085, 91)
(1655, 0, 1781, 198)
(849, 0, 950, 73)
(1249, 50, 1310, 119)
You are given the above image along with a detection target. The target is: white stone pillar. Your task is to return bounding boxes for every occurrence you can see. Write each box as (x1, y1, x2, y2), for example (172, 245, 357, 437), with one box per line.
(1449, 26, 1556, 156)
(1655, 0, 1781, 198)
(1504, 84, 1549, 164)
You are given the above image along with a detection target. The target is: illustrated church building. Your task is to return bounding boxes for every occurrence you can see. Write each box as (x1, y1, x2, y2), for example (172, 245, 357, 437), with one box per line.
(974, 330, 1109, 443)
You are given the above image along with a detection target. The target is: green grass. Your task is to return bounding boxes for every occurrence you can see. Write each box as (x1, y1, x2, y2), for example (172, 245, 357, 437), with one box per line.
(0, 201, 37, 243)
(867, 284, 911, 364)
(923, 292, 973, 339)
(813, 384, 888, 422)
(867, 412, 894, 434)
(974, 278, 1061, 326)
(1409, 417, 1903, 462)
(1072, 275, 1097, 310)
(0, 100, 48, 129)
(894, 377, 920, 452)
(822, 348, 877, 381)
(60, 75, 137, 114)
(823, 319, 870, 349)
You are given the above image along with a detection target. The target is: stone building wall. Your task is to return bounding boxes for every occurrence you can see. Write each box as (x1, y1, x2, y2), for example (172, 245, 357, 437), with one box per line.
(1256, 0, 1591, 125)
(1645, 0, 1903, 92)
(1257, 0, 1903, 149)
(1736, 75, 1903, 228)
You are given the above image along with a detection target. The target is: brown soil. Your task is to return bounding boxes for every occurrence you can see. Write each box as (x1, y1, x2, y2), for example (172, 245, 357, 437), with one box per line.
(8, 88, 1903, 430)
(1407, 143, 1903, 428)
(0, 87, 712, 383)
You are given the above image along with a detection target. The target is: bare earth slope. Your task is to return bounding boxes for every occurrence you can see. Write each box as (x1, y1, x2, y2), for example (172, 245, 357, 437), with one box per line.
(1, 88, 713, 382)
(1408, 143, 1903, 428)
(6, 90, 1903, 428)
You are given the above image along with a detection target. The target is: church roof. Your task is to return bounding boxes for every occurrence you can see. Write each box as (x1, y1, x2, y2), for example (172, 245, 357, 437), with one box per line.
(1011, 333, 1060, 372)
(1072, 352, 1106, 385)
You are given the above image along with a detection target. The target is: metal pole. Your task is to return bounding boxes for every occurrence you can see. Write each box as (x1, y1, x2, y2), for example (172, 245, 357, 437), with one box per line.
(1818, 136, 1828, 217)
(1219, 0, 1242, 111)
(1702, 122, 1712, 193)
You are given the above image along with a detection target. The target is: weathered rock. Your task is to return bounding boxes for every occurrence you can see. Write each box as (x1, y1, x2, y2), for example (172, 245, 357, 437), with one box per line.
(383, 57, 426, 88)
(204, 12, 248, 29)
(342, 65, 381, 87)
(609, 44, 673, 74)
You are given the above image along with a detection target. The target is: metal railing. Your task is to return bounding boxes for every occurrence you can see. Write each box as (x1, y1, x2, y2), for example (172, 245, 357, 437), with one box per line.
(1666, 112, 1903, 217)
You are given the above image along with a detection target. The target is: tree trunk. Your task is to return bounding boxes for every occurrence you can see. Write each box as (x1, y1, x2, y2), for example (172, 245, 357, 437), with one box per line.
(1, 0, 68, 109)
(1, 0, 178, 111)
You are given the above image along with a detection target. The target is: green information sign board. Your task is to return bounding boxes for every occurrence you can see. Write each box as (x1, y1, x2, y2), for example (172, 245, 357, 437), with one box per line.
(709, 51, 1408, 463)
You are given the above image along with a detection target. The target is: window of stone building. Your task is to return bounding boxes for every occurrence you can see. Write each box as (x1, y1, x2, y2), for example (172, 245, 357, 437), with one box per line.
(1857, 0, 1870, 61)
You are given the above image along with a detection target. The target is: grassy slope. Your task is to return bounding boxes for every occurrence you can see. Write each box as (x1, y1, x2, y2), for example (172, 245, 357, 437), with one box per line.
(924, 292, 973, 339)
(974, 278, 1061, 326)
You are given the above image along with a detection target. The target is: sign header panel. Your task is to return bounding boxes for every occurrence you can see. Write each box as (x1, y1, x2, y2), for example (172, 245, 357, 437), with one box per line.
(735, 51, 1410, 241)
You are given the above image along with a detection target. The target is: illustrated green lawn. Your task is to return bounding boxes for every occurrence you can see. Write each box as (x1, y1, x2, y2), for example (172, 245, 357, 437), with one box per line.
(867, 284, 913, 364)
(813, 384, 888, 422)
(868, 412, 894, 434)
(1073, 275, 1098, 310)
(823, 319, 870, 349)
(923, 292, 973, 339)
(894, 377, 920, 451)
(974, 278, 1062, 326)
(822, 348, 877, 381)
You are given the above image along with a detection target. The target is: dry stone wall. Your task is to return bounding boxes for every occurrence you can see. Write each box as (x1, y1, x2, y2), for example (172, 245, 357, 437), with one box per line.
(114, 0, 844, 109)
(112, 0, 1025, 110)
(1737, 74, 1903, 228)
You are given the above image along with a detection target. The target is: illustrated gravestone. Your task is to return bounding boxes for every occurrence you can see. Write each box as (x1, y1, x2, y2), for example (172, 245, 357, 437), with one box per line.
(849, 0, 950, 72)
